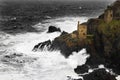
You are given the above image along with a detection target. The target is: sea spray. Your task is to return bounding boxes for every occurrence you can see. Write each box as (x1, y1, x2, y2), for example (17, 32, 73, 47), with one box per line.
(0, 33, 89, 80)
(0, 49, 89, 80)
(116, 76, 120, 80)
(40, 17, 88, 33)
(67, 49, 89, 69)
(0, 17, 90, 80)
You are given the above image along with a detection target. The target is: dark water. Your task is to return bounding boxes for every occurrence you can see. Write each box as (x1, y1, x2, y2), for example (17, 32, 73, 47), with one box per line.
(0, 1, 112, 34)
(0, 1, 118, 80)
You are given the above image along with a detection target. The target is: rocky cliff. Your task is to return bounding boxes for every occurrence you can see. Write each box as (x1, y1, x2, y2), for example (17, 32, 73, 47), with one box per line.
(80, 1, 120, 76)
(33, 1, 120, 79)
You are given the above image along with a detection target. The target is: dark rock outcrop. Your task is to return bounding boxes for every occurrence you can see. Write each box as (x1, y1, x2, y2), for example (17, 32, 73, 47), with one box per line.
(47, 26, 61, 33)
(32, 0, 120, 76)
(74, 56, 106, 74)
(60, 31, 68, 36)
(83, 69, 116, 80)
(32, 31, 67, 51)
(75, 0, 120, 75)
(32, 31, 87, 57)
(74, 65, 89, 74)
(50, 33, 88, 57)
(32, 40, 51, 51)
(87, 19, 120, 74)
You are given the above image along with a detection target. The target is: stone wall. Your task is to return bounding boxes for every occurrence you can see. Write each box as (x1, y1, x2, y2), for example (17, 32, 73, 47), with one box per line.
(77, 22, 87, 39)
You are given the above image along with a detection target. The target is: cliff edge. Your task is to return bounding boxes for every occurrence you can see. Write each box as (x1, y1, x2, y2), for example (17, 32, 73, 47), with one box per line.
(32, 1, 120, 79)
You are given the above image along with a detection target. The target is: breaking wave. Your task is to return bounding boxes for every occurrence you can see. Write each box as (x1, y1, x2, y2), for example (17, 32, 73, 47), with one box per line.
(0, 17, 90, 80)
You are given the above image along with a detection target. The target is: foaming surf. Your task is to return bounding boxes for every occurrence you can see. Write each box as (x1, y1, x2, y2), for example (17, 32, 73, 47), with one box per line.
(116, 76, 120, 80)
(0, 17, 90, 80)
(34, 17, 89, 33)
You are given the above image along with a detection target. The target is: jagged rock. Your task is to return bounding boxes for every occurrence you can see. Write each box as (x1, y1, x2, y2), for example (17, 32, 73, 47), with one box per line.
(74, 65, 89, 74)
(50, 34, 87, 57)
(32, 40, 51, 51)
(85, 56, 106, 69)
(32, 32, 68, 52)
(86, 0, 120, 71)
(74, 1, 120, 76)
(47, 26, 61, 33)
(83, 69, 116, 80)
(32, 31, 86, 57)
(60, 31, 68, 36)
(32, 1, 120, 75)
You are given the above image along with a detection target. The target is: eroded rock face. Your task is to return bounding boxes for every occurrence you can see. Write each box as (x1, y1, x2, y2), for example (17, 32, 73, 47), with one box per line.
(74, 65, 89, 74)
(32, 31, 68, 52)
(87, 0, 120, 57)
(32, 40, 51, 51)
(76, 0, 120, 76)
(32, 31, 87, 57)
(32, 0, 120, 76)
(83, 69, 116, 80)
(47, 26, 61, 33)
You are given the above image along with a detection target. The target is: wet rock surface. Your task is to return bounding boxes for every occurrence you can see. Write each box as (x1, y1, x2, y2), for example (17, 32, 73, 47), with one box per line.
(33, 31, 87, 57)
(74, 65, 89, 74)
(32, 1, 120, 78)
(47, 26, 61, 33)
(32, 40, 51, 51)
(83, 69, 116, 80)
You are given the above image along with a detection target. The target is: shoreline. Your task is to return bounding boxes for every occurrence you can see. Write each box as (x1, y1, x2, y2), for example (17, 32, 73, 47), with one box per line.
(33, 1, 120, 80)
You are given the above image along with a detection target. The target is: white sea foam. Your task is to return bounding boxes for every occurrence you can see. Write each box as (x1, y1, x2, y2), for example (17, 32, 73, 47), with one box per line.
(0, 48, 88, 80)
(116, 75, 120, 80)
(98, 64, 105, 68)
(0, 17, 89, 80)
(67, 49, 89, 68)
(35, 17, 89, 33)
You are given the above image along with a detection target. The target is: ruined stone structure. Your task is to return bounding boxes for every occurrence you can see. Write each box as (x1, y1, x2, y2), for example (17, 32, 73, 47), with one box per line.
(77, 21, 87, 39)
(104, 9, 113, 23)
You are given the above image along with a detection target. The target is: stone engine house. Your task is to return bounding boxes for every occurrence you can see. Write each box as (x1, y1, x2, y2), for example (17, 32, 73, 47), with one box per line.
(77, 21, 87, 39)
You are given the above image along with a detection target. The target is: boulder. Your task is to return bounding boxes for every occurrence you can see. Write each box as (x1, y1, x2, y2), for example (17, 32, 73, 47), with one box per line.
(47, 26, 61, 33)
(32, 40, 51, 51)
(83, 69, 116, 80)
(74, 65, 89, 74)
(60, 31, 68, 36)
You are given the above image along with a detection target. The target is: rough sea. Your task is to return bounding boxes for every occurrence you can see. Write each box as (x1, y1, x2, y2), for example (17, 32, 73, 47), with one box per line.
(1, 1, 119, 80)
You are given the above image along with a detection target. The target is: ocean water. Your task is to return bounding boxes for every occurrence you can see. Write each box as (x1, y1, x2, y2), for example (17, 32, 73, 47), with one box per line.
(0, 1, 117, 80)
(0, 0, 112, 34)
(0, 17, 90, 80)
